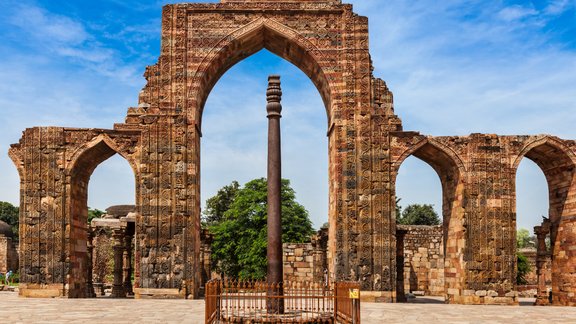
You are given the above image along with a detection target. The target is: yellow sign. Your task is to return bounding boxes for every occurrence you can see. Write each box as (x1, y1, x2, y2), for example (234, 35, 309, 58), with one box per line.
(348, 288, 360, 299)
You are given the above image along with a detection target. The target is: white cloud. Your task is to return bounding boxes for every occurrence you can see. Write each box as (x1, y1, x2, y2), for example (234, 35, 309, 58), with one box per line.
(8, 5, 89, 45)
(497, 5, 538, 22)
(544, 0, 573, 15)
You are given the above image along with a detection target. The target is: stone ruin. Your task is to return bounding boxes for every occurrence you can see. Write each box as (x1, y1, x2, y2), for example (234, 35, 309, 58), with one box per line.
(8, 0, 576, 305)
(0, 220, 18, 277)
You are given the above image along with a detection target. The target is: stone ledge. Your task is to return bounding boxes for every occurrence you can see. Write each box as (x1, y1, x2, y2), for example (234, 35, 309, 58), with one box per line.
(19, 284, 64, 298)
(134, 288, 185, 299)
(450, 295, 518, 305)
(360, 291, 395, 303)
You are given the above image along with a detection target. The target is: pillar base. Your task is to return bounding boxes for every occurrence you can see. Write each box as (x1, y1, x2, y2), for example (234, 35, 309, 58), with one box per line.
(111, 284, 126, 298)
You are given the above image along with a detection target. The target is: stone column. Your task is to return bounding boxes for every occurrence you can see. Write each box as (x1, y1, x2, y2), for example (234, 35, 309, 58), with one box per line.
(534, 220, 550, 306)
(85, 228, 96, 298)
(266, 75, 284, 314)
(123, 233, 134, 296)
(111, 228, 126, 298)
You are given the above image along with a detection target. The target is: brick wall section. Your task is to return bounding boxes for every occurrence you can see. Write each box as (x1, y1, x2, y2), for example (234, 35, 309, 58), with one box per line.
(0, 236, 19, 274)
(397, 225, 444, 296)
(283, 243, 315, 282)
(283, 229, 328, 283)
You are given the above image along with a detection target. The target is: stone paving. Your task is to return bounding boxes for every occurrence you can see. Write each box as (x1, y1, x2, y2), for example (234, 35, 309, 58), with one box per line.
(1, 291, 576, 323)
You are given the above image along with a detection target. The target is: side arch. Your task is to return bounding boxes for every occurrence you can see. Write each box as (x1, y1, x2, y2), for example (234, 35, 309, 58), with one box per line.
(512, 135, 576, 306)
(66, 133, 139, 177)
(65, 133, 139, 298)
(392, 137, 466, 177)
(512, 135, 576, 171)
(392, 136, 467, 302)
(191, 17, 335, 126)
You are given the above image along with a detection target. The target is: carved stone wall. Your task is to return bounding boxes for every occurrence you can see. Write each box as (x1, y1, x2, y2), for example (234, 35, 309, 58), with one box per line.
(8, 0, 576, 305)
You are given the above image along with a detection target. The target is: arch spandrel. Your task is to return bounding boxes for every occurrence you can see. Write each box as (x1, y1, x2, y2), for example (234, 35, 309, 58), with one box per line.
(512, 135, 576, 171)
(391, 135, 466, 178)
(66, 133, 140, 178)
(190, 17, 335, 127)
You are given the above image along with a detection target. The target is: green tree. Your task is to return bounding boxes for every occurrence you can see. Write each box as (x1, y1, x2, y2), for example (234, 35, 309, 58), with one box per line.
(0, 201, 19, 240)
(202, 181, 239, 227)
(517, 252, 531, 285)
(209, 178, 315, 280)
(516, 228, 533, 249)
(397, 203, 440, 225)
(395, 198, 402, 220)
(88, 208, 105, 223)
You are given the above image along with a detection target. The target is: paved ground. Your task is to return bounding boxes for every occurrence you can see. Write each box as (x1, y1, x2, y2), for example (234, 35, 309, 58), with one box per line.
(1, 291, 576, 323)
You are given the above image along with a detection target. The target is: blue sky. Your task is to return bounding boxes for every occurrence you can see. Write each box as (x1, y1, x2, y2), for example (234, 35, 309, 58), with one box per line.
(0, 0, 575, 232)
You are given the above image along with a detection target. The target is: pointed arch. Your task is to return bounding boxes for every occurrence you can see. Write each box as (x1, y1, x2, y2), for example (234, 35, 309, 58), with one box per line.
(392, 137, 466, 180)
(67, 133, 138, 177)
(512, 135, 576, 171)
(65, 133, 138, 297)
(191, 17, 334, 127)
(392, 136, 466, 300)
(512, 135, 576, 306)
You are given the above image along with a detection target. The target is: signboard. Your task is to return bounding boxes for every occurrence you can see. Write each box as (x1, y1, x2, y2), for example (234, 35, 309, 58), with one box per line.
(348, 288, 360, 299)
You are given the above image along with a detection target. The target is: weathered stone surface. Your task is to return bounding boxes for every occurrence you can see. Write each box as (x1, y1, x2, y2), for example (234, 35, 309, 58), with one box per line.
(8, 0, 576, 305)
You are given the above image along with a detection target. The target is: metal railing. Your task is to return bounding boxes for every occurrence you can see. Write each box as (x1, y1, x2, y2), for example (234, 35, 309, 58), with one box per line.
(205, 280, 360, 323)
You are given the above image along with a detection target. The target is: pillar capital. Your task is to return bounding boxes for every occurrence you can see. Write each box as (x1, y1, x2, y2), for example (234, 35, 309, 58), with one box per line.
(266, 75, 282, 118)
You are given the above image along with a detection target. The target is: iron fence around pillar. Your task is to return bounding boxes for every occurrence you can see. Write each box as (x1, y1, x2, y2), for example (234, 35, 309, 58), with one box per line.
(205, 280, 360, 324)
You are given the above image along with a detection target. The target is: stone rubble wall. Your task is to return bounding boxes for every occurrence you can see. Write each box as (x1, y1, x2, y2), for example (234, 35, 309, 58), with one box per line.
(397, 225, 444, 296)
(0, 236, 19, 274)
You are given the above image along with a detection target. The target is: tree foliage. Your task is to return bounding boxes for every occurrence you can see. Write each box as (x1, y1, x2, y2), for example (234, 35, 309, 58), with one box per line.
(395, 198, 402, 220)
(516, 228, 534, 249)
(88, 208, 105, 224)
(209, 178, 315, 280)
(202, 181, 239, 227)
(0, 201, 19, 239)
(516, 252, 531, 285)
(396, 203, 440, 225)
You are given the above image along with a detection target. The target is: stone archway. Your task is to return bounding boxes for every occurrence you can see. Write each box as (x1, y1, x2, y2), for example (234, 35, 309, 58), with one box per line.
(513, 137, 576, 306)
(391, 137, 466, 302)
(66, 136, 139, 298)
(130, 0, 399, 299)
